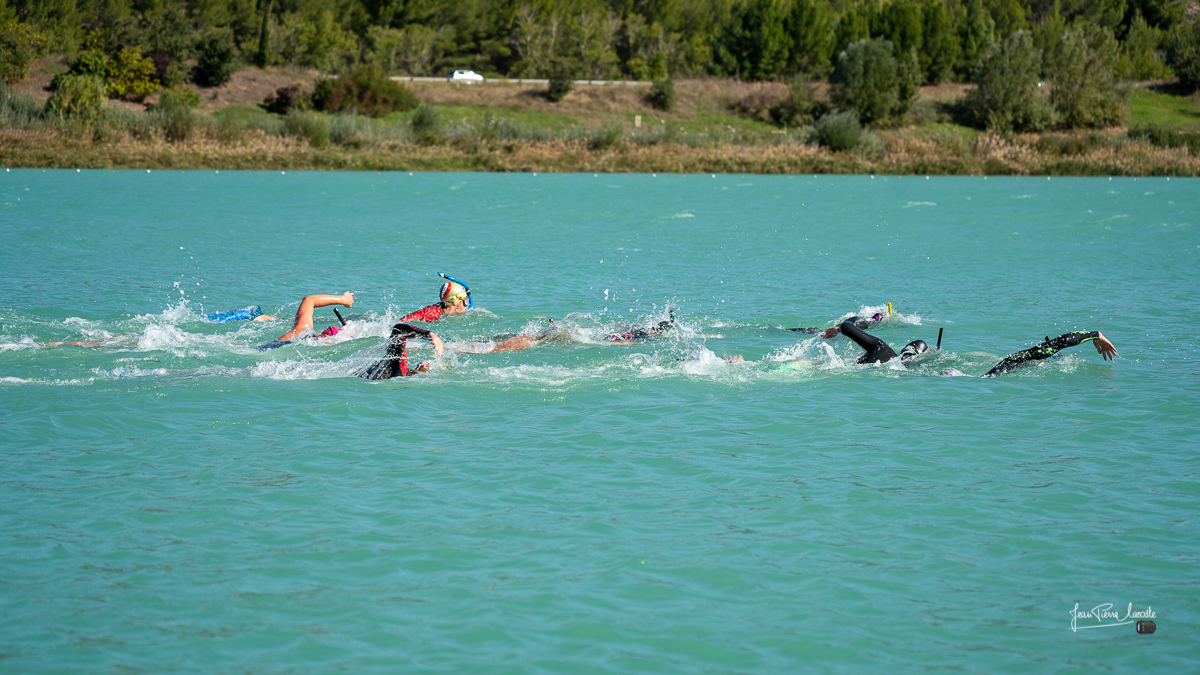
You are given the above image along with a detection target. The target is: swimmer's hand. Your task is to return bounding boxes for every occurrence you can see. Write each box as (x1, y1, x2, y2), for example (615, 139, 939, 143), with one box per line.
(821, 326, 841, 339)
(430, 332, 444, 357)
(1094, 333, 1117, 361)
(253, 314, 277, 322)
(724, 355, 744, 363)
(342, 291, 354, 308)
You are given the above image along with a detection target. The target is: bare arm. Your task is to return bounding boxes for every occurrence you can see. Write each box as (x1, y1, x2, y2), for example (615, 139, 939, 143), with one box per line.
(278, 292, 353, 341)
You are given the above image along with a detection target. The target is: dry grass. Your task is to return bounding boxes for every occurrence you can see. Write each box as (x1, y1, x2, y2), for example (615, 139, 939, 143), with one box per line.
(409, 78, 820, 124)
(3, 124, 1198, 175)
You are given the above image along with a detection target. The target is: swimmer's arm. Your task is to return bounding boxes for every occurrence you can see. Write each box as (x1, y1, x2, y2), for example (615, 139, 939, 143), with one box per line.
(1050, 331, 1116, 359)
(253, 314, 277, 322)
(411, 336, 443, 371)
(279, 292, 354, 341)
(1094, 332, 1117, 360)
(821, 326, 840, 339)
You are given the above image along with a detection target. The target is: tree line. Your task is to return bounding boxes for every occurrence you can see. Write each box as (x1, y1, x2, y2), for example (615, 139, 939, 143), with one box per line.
(1, 0, 1196, 84)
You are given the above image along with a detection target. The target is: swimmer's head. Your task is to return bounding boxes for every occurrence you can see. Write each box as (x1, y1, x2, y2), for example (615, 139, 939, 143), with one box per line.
(872, 313, 885, 322)
(321, 325, 341, 337)
(440, 280, 468, 308)
(900, 339, 929, 363)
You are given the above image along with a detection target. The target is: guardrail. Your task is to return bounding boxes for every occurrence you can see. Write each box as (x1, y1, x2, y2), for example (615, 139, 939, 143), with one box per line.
(389, 76, 652, 86)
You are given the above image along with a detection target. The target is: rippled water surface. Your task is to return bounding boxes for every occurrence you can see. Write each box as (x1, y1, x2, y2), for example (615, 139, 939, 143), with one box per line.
(2, 170, 1198, 672)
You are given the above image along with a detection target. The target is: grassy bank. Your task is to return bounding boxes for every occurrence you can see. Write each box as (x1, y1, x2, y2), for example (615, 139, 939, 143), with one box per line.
(3, 71, 1200, 175)
(5, 125, 1199, 176)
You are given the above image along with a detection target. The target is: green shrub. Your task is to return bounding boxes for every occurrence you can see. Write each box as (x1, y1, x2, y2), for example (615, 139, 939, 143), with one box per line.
(589, 123, 624, 150)
(0, 21, 46, 85)
(45, 74, 107, 121)
(158, 96, 195, 142)
(476, 112, 531, 142)
(646, 78, 675, 111)
(311, 78, 335, 110)
(263, 83, 311, 115)
(107, 47, 159, 100)
(142, 6, 196, 62)
(1115, 13, 1172, 81)
(194, 29, 237, 87)
(0, 81, 45, 125)
(314, 64, 419, 117)
(284, 110, 329, 147)
(410, 104, 440, 144)
(729, 87, 781, 122)
(1044, 26, 1128, 128)
(814, 109, 861, 151)
(1165, 19, 1200, 90)
(70, 50, 109, 78)
(160, 84, 201, 109)
(773, 73, 819, 125)
(547, 61, 575, 102)
(329, 113, 371, 146)
(1127, 124, 1200, 154)
(962, 31, 1055, 133)
(830, 38, 918, 126)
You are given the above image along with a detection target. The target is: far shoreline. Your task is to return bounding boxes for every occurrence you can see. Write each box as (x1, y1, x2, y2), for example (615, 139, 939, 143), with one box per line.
(3, 128, 1198, 176)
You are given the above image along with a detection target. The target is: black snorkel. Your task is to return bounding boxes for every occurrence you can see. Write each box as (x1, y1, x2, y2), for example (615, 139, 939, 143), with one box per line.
(333, 308, 347, 326)
(936, 327, 943, 350)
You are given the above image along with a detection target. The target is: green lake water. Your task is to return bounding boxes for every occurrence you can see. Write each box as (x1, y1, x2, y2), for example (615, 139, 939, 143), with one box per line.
(1, 170, 1198, 672)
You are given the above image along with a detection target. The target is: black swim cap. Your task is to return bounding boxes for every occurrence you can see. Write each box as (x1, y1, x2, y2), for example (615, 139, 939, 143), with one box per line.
(900, 339, 929, 363)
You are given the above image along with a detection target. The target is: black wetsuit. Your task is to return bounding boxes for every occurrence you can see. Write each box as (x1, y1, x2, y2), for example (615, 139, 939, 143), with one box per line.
(838, 320, 931, 365)
(839, 320, 899, 364)
(789, 315, 882, 334)
(358, 323, 432, 379)
(606, 313, 675, 342)
(983, 331, 1100, 378)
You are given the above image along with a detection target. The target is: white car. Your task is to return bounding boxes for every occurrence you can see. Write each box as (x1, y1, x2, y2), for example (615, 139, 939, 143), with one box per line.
(447, 70, 484, 82)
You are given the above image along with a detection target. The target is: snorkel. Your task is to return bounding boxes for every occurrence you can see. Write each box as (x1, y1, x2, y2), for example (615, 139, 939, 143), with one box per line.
(438, 272, 472, 309)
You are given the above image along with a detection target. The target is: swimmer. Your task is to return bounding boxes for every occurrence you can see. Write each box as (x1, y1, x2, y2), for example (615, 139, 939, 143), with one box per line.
(605, 312, 676, 345)
(358, 323, 444, 379)
(277, 292, 355, 342)
(452, 319, 569, 354)
(400, 274, 471, 323)
(206, 305, 277, 323)
(983, 331, 1117, 377)
(811, 313, 887, 338)
(826, 319, 930, 365)
(41, 339, 116, 348)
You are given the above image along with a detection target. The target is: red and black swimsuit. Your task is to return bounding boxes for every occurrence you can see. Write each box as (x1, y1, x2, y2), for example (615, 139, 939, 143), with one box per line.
(400, 304, 446, 323)
(358, 324, 433, 379)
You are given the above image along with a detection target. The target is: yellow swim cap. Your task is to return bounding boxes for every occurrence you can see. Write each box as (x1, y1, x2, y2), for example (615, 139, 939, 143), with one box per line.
(440, 280, 468, 305)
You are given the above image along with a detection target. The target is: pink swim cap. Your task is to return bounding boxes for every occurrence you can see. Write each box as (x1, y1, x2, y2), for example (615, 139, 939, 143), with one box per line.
(320, 325, 341, 337)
